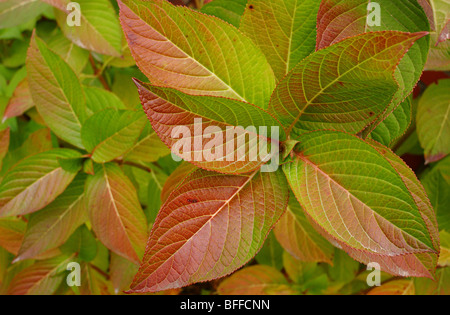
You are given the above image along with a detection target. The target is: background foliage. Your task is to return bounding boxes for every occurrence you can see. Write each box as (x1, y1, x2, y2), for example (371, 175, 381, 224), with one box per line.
(0, 0, 449, 295)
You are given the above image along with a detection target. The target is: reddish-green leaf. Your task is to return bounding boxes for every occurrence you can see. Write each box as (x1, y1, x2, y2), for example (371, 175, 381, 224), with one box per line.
(240, 0, 320, 81)
(15, 174, 88, 262)
(119, 0, 275, 108)
(0, 0, 49, 29)
(0, 149, 81, 218)
(269, 31, 426, 137)
(217, 265, 297, 295)
(0, 128, 10, 170)
(135, 81, 285, 174)
(0, 218, 26, 255)
(129, 168, 289, 293)
(2, 79, 34, 121)
(274, 197, 334, 264)
(85, 163, 148, 265)
(27, 33, 87, 149)
(367, 279, 415, 295)
(283, 131, 440, 278)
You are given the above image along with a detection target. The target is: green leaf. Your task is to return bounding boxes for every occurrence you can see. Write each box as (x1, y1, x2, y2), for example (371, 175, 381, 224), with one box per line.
(370, 97, 412, 147)
(129, 169, 289, 293)
(217, 265, 297, 295)
(7, 255, 74, 295)
(135, 81, 285, 174)
(45, 0, 123, 57)
(124, 124, 170, 163)
(47, 31, 90, 74)
(421, 156, 450, 231)
(0, 149, 82, 217)
(255, 232, 284, 271)
(27, 33, 87, 149)
(415, 267, 450, 295)
(85, 163, 148, 264)
(240, 0, 320, 81)
(61, 225, 98, 262)
(416, 79, 450, 163)
(119, 0, 276, 108)
(269, 31, 426, 137)
(274, 197, 334, 264)
(326, 249, 360, 285)
(0, 0, 49, 29)
(283, 130, 440, 278)
(201, 0, 246, 28)
(110, 252, 138, 294)
(84, 86, 126, 116)
(15, 174, 88, 262)
(81, 109, 147, 163)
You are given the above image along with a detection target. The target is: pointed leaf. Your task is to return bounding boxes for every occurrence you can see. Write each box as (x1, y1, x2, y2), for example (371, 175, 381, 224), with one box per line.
(85, 163, 148, 264)
(240, 0, 321, 80)
(15, 174, 88, 262)
(416, 79, 450, 164)
(81, 109, 147, 163)
(84, 86, 126, 116)
(47, 31, 90, 74)
(124, 124, 170, 163)
(136, 81, 285, 174)
(110, 253, 138, 294)
(269, 31, 426, 137)
(27, 33, 87, 149)
(283, 130, 440, 278)
(0, 218, 26, 255)
(217, 265, 296, 295)
(0, 149, 82, 217)
(129, 168, 289, 293)
(274, 197, 334, 264)
(160, 162, 197, 203)
(119, 0, 275, 108)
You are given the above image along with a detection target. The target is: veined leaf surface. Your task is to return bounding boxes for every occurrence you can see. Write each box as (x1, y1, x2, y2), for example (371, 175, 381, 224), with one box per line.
(283, 131, 440, 278)
(129, 168, 289, 293)
(269, 31, 426, 137)
(119, 0, 276, 108)
(135, 81, 285, 174)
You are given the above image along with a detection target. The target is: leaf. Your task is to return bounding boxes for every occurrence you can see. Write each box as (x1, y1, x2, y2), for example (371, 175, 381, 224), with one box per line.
(416, 79, 450, 164)
(124, 123, 171, 163)
(0, 0, 49, 29)
(135, 81, 285, 174)
(7, 255, 74, 295)
(27, 33, 87, 149)
(283, 130, 440, 278)
(128, 168, 289, 293)
(217, 265, 296, 295)
(421, 156, 450, 231)
(240, 0, 320, 81)
(269, 31, 426, 137)
(326, 248, 360, 284)
(81, 109, 147, 163)
(0, 218, 26, 255)
(438, 231, 450, 267)
(145, 168, 168, 223)
(160, 162, 197, 203)
(44, 0, 123, 57)
(0, 149, 82, 218)
(85, 163, 148, 264)
(315, 0, 430, 138)
(84, 86, 126, 116)
(0, 128, 9, 170)
(367, 279, 415, 295)
(415, 267, 450, 295)
(200, 0, 246, 28)
(255, 232, 284, 271)
(47, 31, 90, 74)
(3, 79, 34, 121)
(274, 197, 334, 264)
(370, 97, 412, 147)
(119, 0, 276, 108)
(15, 174, 88, 262)
(61, 225, 98, 262)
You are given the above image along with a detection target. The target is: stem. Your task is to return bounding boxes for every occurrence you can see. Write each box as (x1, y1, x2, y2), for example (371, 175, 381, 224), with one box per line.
(89, 54, 111, 91)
